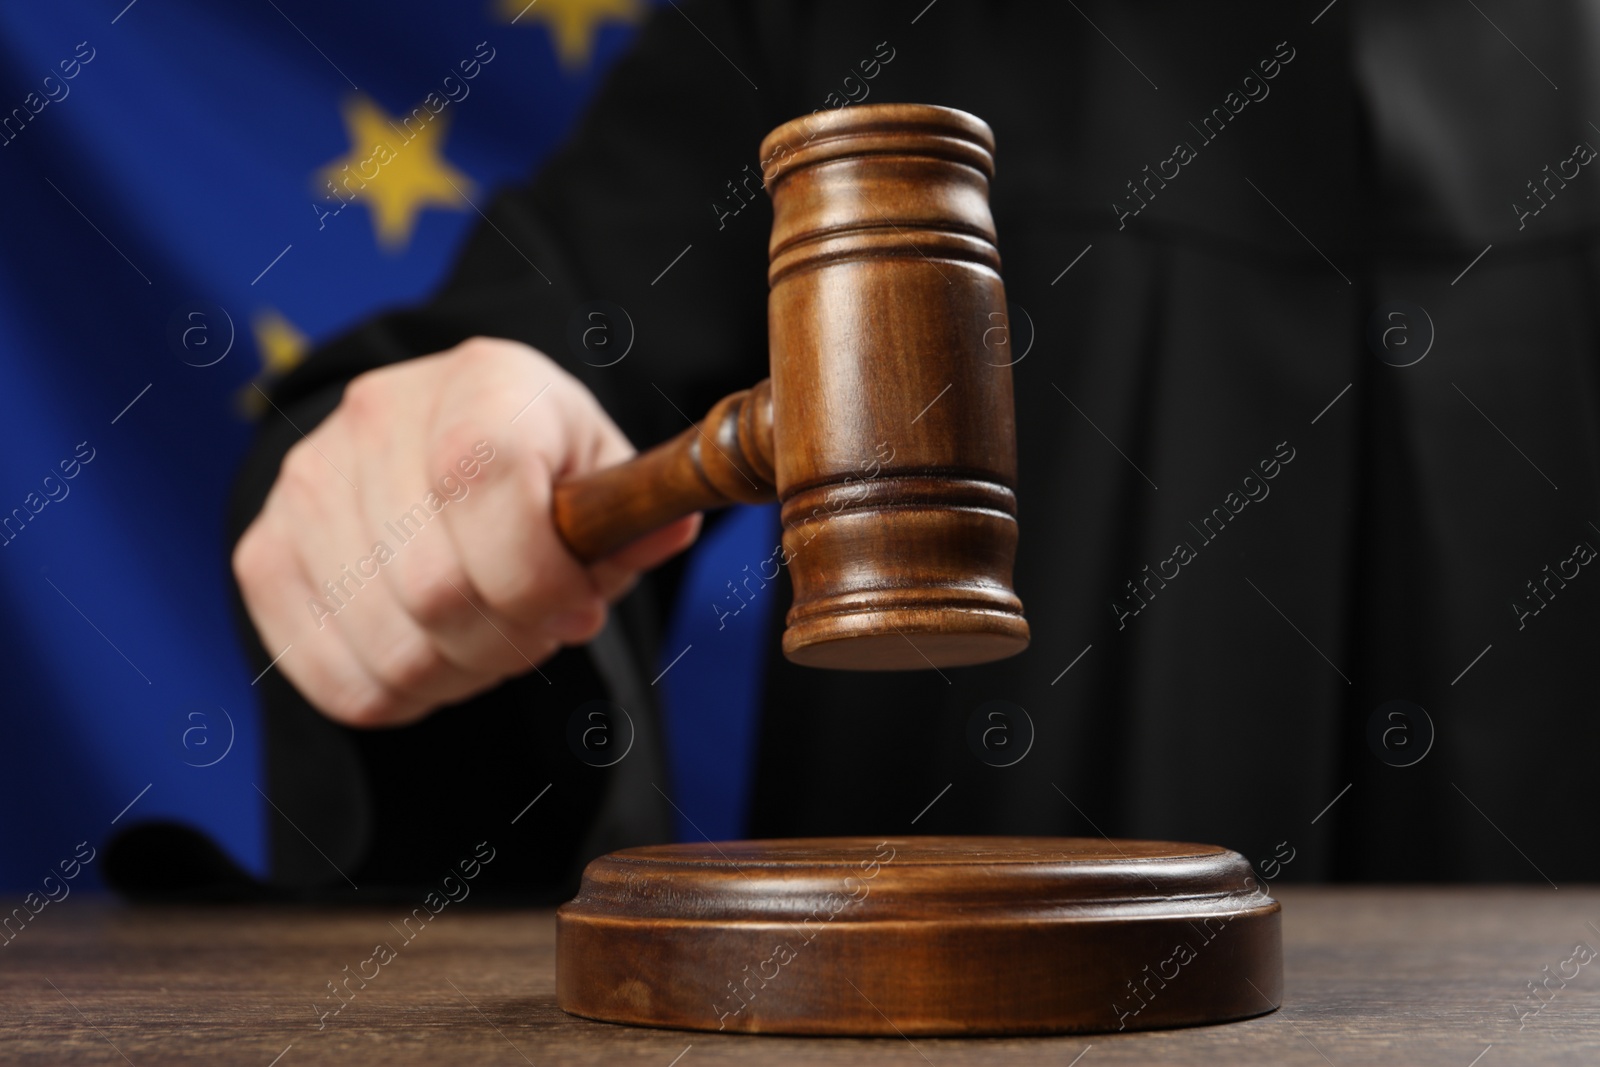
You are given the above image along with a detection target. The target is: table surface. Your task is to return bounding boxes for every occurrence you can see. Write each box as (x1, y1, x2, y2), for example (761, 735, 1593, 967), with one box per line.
(2, 887, 1596, 1065)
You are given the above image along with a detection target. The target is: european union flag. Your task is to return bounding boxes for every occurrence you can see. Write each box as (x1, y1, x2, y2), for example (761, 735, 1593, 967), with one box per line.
(0, 0, 653, 891)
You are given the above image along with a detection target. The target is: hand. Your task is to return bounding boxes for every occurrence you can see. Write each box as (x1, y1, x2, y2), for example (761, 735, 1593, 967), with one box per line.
(233, 337, 699, 727)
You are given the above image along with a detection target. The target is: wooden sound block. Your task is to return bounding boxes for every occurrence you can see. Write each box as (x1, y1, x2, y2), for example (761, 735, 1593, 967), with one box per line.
(556, 836, 1282, 1036)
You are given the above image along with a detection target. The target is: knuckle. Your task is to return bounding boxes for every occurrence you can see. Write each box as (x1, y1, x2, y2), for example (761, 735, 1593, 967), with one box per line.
(473, 549, 587, 624)
(451, 336, 514, 372)
(564, 602, 608, 643)
(278, 440, 324, 497)
(429, 422, 496, 490)
(340, 369, 389, 425)
(476, 563, 545, 618)
(328, 681, 401, 728)
(231, 525, 265, 587)
(233, 522, 290, 604)
(368, 630, 445, 694)
(392, 561, 472, 630)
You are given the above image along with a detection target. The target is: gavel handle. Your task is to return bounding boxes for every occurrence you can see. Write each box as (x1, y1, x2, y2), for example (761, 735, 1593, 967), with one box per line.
(552, 379, 778, 564)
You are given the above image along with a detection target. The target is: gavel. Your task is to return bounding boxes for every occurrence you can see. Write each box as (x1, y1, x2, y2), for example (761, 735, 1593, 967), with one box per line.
(550, 103, 1029, 670)
(554, 106, 1284, 1039)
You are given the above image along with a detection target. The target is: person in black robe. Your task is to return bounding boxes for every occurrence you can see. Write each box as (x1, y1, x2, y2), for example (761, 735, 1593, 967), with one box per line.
(110, 1, 1600, 900)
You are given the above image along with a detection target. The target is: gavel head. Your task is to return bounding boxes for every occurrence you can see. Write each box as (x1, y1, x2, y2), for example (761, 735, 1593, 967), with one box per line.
(760, 103, 1029, 670)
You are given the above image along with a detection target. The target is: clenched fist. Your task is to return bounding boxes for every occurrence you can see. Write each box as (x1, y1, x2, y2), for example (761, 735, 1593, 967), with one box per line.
(233, 337, 699, 727)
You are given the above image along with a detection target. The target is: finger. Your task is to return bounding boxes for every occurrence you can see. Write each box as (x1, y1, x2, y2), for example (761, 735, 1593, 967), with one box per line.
(309, 422, 487, 714)
(285, 406, 466, 715)
(236, 502, 416, 727)
(366, 408, 561, 677)
(589, 512, 703, 601)
(436, 418, 609, 647)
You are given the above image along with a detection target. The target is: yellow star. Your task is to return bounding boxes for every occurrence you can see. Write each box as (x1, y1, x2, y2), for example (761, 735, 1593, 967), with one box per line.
(237, 308, 310, 419)
(316, 95, 474, 251)
(253, 308, 309, 377)
(496, 0, 645, 70)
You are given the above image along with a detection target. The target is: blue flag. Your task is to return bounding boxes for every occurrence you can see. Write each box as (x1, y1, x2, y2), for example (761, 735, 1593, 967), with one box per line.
(0, 0, 657, 890)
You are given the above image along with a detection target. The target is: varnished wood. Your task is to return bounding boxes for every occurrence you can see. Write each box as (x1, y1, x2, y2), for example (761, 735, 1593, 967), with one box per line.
(551, 380, 776, 561)
(556, 837, 1282, 1035)
(5, 888, 1599, 1065)
(551, 103, 1030, 670)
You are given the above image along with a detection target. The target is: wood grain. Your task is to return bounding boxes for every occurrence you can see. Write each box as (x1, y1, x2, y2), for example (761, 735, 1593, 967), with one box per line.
(551, 103, 1030, 671)
(556, 837, 1281, 1035)
(551, 379, 777, 561)
(3, 887, 1597, 1065)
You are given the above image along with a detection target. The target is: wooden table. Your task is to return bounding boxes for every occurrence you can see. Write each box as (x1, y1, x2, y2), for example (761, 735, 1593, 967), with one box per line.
(2, 887, 1596, 1065)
